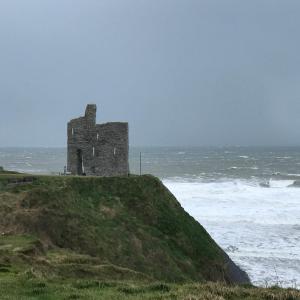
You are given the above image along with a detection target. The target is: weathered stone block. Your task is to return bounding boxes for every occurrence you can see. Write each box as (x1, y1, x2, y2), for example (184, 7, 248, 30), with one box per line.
(67, 104, 129, 176)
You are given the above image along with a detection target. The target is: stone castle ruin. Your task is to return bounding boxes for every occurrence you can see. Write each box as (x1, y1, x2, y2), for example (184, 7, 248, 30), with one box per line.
(67, 104, 129, 176)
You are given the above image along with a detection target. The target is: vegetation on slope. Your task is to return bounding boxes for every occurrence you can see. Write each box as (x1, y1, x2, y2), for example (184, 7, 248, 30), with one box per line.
(1, 275, 299, 300)
(0, 171, 299, 299)
(0, 235, 298, 300)
(0, 173, 248, 284)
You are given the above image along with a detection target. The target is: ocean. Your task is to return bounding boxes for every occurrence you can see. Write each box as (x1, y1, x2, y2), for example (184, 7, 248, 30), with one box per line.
(0, 146, 299, 288)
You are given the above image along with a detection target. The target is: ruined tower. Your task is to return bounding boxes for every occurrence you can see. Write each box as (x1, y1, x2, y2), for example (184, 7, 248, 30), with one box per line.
(67, 104, 129, 176)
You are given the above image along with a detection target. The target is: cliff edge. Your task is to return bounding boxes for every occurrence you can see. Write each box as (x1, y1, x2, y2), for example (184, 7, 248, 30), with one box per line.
(0, 173, 249, 284)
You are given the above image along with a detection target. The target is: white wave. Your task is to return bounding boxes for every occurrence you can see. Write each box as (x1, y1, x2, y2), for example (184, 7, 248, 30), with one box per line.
(163, 178, 300, 288)
(13, 168, 48, 174)
(269, 179, 294, 188)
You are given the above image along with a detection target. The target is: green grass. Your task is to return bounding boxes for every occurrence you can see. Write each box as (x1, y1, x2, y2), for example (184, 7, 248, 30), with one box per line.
(0, 171, 298, 299)
(0, 173, 242, 283)
(0, 166, 20, 175)
(0, 275, 299, 300)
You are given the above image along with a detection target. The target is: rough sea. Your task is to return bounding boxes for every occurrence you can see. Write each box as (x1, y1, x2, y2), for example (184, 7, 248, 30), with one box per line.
(0, 146, 299, 288)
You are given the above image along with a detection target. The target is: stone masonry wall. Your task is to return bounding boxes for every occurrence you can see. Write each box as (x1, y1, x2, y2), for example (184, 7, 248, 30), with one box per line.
(67, 104, 129, 176)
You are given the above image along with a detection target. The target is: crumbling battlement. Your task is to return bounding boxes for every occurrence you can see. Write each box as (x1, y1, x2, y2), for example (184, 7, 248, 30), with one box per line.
(67, 104, 129, 176)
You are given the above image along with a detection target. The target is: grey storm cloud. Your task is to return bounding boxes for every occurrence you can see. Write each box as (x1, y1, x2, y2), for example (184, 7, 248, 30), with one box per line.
(1, 0, 300, 147)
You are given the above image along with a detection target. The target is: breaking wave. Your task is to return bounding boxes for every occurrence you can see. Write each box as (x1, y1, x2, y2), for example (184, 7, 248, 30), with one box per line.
(163, 178, 300, 288)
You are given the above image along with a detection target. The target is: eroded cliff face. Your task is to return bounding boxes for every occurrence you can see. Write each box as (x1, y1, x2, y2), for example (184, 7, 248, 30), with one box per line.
(0, 174, 249, 284)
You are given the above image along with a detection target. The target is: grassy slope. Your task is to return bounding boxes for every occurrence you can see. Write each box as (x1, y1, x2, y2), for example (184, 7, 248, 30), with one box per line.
(0, 237, 298, 300)
(0, 173, 245, 282)
(1, 276, 300, 300)
(0, 172, 299, 299)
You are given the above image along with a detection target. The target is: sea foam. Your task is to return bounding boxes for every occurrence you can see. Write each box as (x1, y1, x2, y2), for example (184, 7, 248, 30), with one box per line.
(164, 178, 300, 288)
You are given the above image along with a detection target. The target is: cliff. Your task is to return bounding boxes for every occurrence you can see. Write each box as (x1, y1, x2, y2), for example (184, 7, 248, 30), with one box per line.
(0, 172, 249, 284)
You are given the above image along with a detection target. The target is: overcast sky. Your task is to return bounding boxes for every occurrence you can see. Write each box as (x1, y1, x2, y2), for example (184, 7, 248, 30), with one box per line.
(1, 0, 300, 147)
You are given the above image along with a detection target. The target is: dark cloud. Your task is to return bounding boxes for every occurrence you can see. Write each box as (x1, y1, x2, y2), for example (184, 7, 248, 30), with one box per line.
(1, 0, 300, 146)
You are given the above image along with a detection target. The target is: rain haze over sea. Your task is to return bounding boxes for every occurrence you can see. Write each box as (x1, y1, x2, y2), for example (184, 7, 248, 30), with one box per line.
(1, 146, 300, 288)
(1, 0, 300, 291)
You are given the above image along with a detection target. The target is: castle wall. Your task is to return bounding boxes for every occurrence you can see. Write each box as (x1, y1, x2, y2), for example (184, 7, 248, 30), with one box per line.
(67, 105, 129, 176)
(95, 123, 129, 176)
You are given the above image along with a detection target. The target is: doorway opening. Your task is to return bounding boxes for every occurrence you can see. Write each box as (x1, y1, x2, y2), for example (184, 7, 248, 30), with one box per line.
(77, 149, 83, 175)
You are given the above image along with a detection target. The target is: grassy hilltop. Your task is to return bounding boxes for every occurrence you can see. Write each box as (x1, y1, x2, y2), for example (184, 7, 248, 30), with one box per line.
(0, 170, 299, 299)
